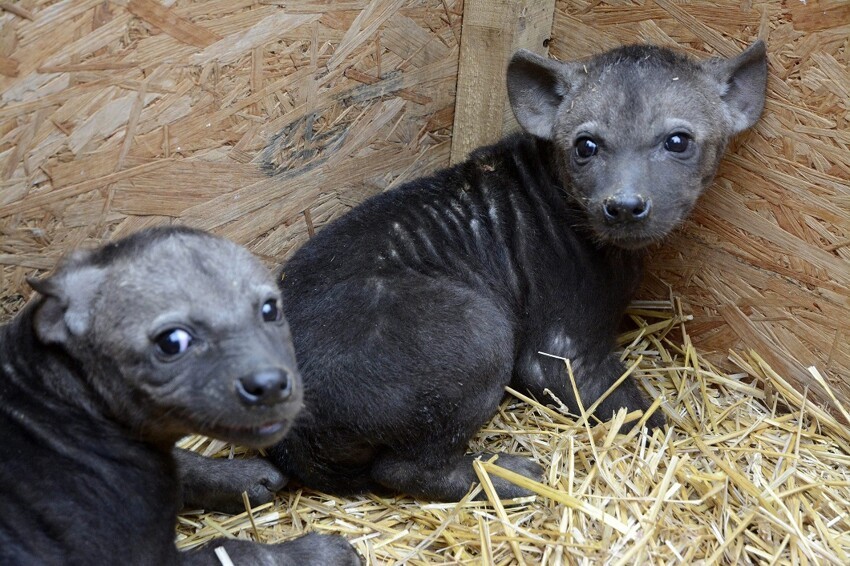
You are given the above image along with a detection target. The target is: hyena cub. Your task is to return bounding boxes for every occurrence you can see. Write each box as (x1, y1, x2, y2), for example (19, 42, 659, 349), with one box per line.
(265, 42, 767, 501)
(0, 227, 359, 565)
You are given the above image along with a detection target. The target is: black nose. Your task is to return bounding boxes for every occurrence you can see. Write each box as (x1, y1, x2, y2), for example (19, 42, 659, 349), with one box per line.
(236, 369, 292, 406)
(602, 194, 651, 224)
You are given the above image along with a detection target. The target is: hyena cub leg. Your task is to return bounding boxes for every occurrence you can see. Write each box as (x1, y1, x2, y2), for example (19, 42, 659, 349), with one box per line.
(514, 348, 664, 430)
(174, 449, 286, 514)
(584, 355, 665, 430)
(371, 448, 543, 502)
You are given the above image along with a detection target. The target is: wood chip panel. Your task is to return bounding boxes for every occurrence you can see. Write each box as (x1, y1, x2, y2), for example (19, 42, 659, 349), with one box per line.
(0, 0, 462, 315)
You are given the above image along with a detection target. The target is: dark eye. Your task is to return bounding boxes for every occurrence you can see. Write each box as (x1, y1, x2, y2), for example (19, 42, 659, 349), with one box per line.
(261, 299, 281, 322)
(664, 133, 691, 153)
(574, 137, 598, 159)
(154, 328, 193, 357)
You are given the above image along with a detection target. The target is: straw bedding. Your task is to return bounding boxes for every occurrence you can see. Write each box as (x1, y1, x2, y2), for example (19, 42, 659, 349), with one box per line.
(175, 301, 850, 564)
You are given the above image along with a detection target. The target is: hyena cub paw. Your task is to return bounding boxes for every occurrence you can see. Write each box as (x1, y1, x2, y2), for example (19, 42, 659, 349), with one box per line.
(275, 533, 363, 566)
(178, 451, 287, 514)
(642, 407, 667, 431)
(238, 457, 288, 507)
(475, 453, 543, 500)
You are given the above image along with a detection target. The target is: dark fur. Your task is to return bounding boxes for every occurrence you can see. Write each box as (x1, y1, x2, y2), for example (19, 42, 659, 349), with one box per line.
(256, 43, 766, 506)
(258, 43, 768, 502)
(250, 43, 770, 502)
(268, 133, 649, 501)
(0, 226, 360, 565)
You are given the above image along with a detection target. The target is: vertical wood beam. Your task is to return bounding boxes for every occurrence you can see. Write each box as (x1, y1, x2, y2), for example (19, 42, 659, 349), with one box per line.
(450, 0, 556, 164)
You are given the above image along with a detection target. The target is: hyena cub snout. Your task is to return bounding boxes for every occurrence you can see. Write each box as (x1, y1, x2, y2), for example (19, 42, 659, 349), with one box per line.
(579, 123, 707, 245)
(570, 113, 723, 248)
(174, 295, 302, 446)
(235, 367, 294, 407)
(225, 296, 299, 412)
(602, 193, 651, 225)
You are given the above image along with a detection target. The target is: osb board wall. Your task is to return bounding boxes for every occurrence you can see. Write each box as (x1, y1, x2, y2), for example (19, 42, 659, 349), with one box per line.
(0, 0, 462, 312)
(550, 0, 850, 417)
(1, 0, 849, 418)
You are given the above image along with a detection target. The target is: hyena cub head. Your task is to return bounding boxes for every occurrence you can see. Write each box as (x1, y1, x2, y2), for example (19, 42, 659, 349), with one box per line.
(508, 41, 767, 249)
(28, 226, 302, 447)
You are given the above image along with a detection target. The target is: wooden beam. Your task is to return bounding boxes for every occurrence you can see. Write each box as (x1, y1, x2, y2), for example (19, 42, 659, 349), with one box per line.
(450, 0, 556, 164)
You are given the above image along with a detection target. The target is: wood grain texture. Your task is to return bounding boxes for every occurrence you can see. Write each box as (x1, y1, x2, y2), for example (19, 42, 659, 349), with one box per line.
(450, 0, 555, 164)
(0, 0, 461, 317)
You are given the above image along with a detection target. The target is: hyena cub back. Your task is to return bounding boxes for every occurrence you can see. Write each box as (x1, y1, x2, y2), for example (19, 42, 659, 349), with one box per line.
(265, 42, 767, 502)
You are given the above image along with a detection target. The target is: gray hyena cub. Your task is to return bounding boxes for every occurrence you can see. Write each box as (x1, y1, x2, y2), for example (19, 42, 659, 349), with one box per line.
(262, 42, 767, 502)
(0, 226, 359, 565)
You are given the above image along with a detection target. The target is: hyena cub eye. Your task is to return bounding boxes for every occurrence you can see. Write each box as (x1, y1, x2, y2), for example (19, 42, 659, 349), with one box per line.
(663, 133, 692, 153)
(261, 298, 282, 322)
(574, 137, 599, 160)
(154, 328, 194, 359)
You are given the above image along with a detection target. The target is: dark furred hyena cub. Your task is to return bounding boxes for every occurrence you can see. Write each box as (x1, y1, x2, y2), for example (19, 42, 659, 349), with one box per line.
(267, 42, 768, 501)
(0, 227, 359, 565)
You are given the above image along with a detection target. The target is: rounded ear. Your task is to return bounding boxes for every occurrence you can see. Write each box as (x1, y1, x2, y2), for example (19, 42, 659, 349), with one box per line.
(28, 251, 106, 345)
(507, 49, 580, 140)
(703, 40, 768, 135)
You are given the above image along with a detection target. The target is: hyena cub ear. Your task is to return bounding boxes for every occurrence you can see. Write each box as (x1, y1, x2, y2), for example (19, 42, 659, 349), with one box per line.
(506, 49, 582, 140)
(701, 40, 768, 135)
(28, 250, 107, 345)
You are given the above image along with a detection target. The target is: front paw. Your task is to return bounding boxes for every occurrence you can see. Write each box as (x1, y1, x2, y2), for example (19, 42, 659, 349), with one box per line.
(274, 533, 362, 566)
(177, 450, 287, 513)
(237, 458, 288, 509)
(476, 453, 543, 500)
(643, 407, 667, 430)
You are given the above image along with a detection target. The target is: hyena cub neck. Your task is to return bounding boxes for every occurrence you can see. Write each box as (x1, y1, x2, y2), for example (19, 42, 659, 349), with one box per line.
(509, 41, 767, 249)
